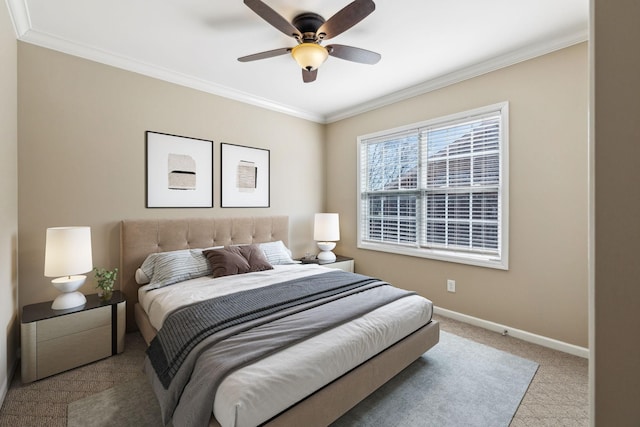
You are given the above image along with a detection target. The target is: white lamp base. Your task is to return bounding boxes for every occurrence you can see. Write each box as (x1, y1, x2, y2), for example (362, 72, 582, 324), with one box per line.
(51, 275, 87, 310)
(51, 291, 87, 310)
(317, 241, 337, 262)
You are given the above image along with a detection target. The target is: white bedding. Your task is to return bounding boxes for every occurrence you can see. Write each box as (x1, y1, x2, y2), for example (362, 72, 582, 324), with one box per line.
(139, 264, 433, 427)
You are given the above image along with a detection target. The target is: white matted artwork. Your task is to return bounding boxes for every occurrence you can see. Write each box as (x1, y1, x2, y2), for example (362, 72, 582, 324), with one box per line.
(221, 143, 270, 207)
(146, 131, 213, 208)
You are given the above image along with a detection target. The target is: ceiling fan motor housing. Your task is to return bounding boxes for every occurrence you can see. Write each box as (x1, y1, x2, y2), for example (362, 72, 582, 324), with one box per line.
(292, 12, 326, 40)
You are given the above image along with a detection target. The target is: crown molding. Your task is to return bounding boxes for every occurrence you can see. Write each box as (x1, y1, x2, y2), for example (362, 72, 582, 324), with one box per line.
(17, 28, 326, 123)
(6, 0, 30, 37)
(10, 0, 588, 126)
(325, 29, 589, 123)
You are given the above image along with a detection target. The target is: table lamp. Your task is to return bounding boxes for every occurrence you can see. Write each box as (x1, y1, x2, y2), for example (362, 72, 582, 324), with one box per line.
(314, 213, 340, 262)
(44, 226, 93, 310)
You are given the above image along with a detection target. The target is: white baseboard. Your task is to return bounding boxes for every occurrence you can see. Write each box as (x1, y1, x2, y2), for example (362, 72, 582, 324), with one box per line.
(434, 306, 589, 359)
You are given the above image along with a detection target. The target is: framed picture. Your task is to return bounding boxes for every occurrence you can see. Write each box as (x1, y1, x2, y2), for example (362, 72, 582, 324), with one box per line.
(146, 131, 213, 208)
(221, 143, 270, 208)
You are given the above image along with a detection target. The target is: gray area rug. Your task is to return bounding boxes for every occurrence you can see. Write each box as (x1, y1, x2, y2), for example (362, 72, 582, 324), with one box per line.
(67, 371, 163, 427)
(332, 331, 538, 427)
(68, 331, 538, 427)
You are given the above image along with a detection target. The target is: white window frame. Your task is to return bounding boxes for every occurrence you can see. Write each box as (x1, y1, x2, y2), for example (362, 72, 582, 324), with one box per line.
(357, 102, 509, 270)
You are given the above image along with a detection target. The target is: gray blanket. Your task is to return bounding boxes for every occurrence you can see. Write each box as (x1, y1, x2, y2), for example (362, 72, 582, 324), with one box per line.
(148, 271, 381, 388)
(144, 270, 416, 427)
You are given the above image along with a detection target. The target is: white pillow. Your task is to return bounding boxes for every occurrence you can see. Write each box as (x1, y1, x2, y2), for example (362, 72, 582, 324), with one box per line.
(259, 241, 296, 265)
(140, 249, 212, 289)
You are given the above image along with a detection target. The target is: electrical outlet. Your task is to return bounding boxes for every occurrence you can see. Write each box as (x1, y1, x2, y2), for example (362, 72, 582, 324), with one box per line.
(447, 279, 456, 293)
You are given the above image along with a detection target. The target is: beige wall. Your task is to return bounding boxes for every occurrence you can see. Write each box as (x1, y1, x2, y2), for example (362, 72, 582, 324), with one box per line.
(17, 43, 325, 309)
(326, 43, 589, 347)
(0, 2, 19, 405)
(593, 0, 640, 424)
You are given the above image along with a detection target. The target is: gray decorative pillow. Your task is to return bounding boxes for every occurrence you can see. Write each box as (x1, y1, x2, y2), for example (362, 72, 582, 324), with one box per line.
(259, 241, 296, 265)
(143, 249, 212, 289)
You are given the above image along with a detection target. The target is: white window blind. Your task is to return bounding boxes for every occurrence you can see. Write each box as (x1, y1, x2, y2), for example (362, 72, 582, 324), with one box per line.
(358, 103, 508, 269)
(360, 130, 420, 245)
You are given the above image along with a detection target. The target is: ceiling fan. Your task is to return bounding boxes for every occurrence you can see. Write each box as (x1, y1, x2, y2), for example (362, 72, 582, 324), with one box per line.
(238, 0, 381, 83)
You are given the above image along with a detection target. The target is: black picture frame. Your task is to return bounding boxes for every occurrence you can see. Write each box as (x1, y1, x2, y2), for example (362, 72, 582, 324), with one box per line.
(145, 131, 213, 208)
(220, 143, 270, 208)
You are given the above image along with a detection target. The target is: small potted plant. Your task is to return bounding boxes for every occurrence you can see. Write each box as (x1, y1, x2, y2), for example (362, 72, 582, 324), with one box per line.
(94, 267, 118, 301)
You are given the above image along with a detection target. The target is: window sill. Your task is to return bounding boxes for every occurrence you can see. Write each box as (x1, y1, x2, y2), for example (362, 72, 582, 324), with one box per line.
(357, 241, 508, 270)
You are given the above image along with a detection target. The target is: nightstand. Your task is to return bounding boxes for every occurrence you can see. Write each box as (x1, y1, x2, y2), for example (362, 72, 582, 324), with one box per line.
(300, 255, 354, 273)
(21, 291, 126, 383)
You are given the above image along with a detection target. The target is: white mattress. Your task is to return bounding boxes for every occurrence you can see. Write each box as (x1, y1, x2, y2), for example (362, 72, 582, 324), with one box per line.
(138, 265, 433, 427)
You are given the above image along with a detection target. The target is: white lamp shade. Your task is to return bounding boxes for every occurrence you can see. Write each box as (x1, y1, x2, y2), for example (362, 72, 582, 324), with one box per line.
(44, 227, 93, 277)
(314, 213, 340, 242)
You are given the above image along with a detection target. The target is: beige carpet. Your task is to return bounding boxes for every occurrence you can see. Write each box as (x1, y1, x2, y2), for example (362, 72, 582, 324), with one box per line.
(0, 315, 589, 426)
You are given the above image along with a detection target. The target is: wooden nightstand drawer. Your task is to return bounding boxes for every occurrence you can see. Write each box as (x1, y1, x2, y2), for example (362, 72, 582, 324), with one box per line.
(37, 325, 112, 378)
(36, 306, 111, 342)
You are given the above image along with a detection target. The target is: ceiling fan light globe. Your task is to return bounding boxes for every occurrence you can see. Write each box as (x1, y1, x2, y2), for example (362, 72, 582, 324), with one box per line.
(291, 43, 328, 71)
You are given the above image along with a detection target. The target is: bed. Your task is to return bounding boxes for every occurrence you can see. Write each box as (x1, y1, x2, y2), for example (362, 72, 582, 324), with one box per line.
(120, 216, 439, 427)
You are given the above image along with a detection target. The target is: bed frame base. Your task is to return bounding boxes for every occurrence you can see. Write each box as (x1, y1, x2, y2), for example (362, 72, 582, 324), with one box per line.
(209, 320, 440, 427)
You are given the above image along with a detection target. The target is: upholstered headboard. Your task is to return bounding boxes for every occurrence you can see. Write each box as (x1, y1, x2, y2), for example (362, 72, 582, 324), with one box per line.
(120, 216, 289, 332)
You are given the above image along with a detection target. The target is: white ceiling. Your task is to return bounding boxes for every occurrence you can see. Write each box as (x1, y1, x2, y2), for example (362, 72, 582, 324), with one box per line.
(7, 0, 588, 123)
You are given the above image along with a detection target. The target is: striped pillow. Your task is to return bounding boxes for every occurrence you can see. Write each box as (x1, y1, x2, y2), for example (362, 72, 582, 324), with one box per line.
(143, 249, 212, 289)
(259, 241, 296, 265)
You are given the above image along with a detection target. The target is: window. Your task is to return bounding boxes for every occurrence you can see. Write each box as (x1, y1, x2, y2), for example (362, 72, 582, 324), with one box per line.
(357, 102, 508, 269)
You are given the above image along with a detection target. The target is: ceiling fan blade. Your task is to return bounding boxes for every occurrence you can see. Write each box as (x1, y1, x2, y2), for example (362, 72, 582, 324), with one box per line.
(243, 0, 302, 39)
(327, 44, 381, 64)
(302, 69, 318, 83)
(317, 0, 375, 40)
(238, 47, 291, 62)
